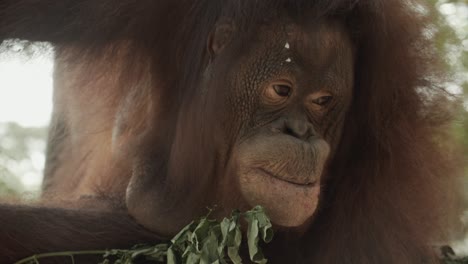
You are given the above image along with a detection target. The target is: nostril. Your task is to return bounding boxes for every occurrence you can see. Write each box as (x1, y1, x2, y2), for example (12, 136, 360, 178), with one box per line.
(284, 125, 295, 136)
(285, 119, 313, 140)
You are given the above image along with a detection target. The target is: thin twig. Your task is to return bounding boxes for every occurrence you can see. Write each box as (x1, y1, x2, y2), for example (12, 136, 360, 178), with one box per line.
(14, 250, 107, 264)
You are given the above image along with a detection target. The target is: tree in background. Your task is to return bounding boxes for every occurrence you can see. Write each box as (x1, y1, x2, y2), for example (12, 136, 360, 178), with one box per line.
(0, 122, 47, 197)
(430, 0, 468, 170)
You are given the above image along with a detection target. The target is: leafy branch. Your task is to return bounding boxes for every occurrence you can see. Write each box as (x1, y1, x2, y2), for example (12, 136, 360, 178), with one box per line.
(15, 206, 273, 264)
(443, 257, 468, 264)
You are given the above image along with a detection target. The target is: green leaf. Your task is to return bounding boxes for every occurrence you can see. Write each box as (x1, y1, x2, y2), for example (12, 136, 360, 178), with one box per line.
(220, 211, 242, 264)
(246, 218, 265, 264)
(200, 230, 221, 264)
(172, 221, 197, 246)
(191, 218, 217, 252)
(227, 226, 243, 264)
(167, 247, 178, 264)
(182, 244, 198, 259)
(256, 214, 273, 243)
(141, 244, 168, 262)
(130, 247, 153, 258)
(245, 206, 273, 264)
(219, 218, 231, 250)
(185, 252, 201, 264)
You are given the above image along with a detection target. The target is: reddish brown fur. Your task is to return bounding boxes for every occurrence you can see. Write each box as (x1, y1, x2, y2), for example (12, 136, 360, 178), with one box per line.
(0, 203, 159, 263)
(0, 0, 463, 263)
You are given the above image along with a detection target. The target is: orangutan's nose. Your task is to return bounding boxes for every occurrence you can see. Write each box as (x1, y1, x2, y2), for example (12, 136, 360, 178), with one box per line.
(271, 118, 315, 141)
(284, 119, 314, 140)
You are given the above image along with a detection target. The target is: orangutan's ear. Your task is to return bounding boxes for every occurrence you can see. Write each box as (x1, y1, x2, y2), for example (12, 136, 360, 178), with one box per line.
(208, 19, 236, 58)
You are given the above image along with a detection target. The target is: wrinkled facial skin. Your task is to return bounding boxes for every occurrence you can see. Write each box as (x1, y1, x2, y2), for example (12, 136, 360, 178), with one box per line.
(126, 19, 355, 236)
(219, 20, 354, 229)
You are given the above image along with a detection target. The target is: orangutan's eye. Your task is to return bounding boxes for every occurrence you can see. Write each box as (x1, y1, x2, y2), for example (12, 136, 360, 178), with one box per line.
(312, 95, 333, 106)
(273, 85, 291, 97)
(263, 83, 292, 105)
(307, 91, 334, 111)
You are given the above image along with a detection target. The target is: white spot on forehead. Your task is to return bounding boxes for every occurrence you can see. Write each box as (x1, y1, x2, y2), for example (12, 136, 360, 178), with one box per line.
(284, 42, 290, 49)
(285, 58, 292, 63)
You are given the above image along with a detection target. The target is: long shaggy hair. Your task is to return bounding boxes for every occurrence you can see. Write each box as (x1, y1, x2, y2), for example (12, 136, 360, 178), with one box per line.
(0, 0, 462, 263)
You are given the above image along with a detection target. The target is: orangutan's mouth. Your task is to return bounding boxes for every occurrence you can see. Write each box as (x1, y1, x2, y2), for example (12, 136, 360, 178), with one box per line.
(256, 168, 317, 187)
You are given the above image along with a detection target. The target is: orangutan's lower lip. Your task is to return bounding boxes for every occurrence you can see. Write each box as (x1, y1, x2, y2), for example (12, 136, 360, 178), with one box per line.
(256, 168, 317, 187)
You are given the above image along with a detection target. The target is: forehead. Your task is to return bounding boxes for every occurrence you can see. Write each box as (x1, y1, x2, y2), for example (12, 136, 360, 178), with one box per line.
(284, 20, 352, 68)
(241, 19, 354, 92)
(241, 19, 354, 77)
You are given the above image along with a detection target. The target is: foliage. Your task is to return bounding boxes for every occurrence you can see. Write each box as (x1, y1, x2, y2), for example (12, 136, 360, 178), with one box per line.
(0, 122, 48, 197)
(443, 256, 468, 264)
(14, 206, 274, 264)
(427, 0, 467, 153)
(429, 0, 468, 210)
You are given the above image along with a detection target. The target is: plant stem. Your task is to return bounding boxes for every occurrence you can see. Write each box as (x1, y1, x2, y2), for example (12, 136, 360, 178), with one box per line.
(14, 250, 107, 264)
